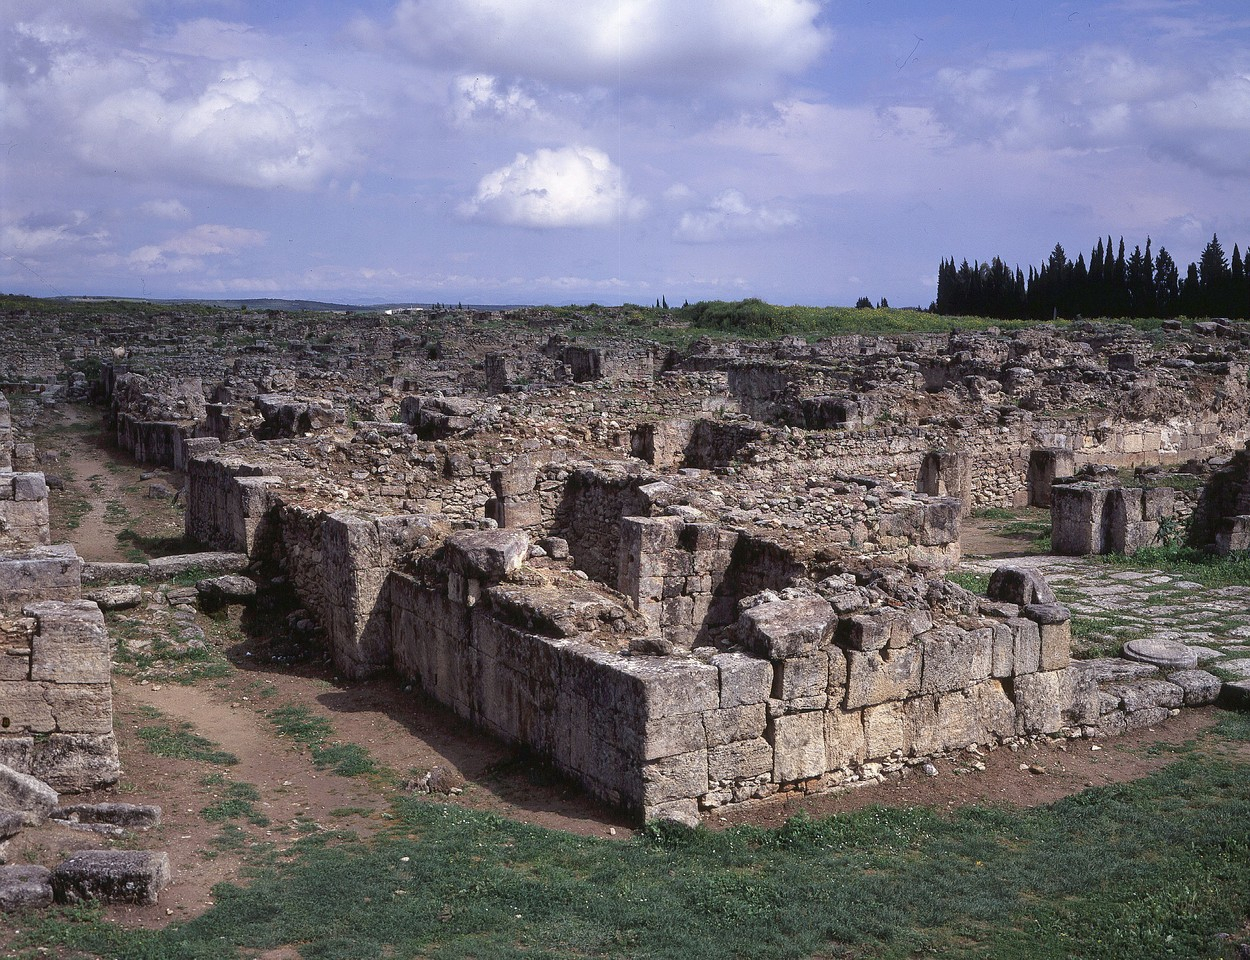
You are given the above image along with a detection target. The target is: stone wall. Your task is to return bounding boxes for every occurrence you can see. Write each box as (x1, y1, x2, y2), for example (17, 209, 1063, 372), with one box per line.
(0, 393, 11, 471)
(382, 539, 1098, 822)
(184, 452, 285, 554)
(0, 553, 118, 792)
(1051, 483, 1176, 555)
(0, 473, 50, 551)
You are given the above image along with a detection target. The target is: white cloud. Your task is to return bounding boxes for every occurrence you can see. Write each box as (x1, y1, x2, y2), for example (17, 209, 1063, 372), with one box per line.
(4, 12, 365, 191)
(357, 0, 829, 100)
(460, 146, 645, 228)
(674, 189, 797, 242)
(126, 224, 266, 273)
(0, 210, 109, 255)
(140, 199, 191, 220)
(450, 74, 540, 125)
(932, 45, 1250, 180)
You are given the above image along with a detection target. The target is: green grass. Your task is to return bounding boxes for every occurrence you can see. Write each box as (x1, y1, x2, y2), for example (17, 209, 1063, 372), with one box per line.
(133, 708, 239, 766)
(945, 571, 990, 595)
(971, 506, 1053, 553)
(1101, 545, 1250, 588)
(14, 741, 1250, 959)
(201, 779, 270, 827)
(267, 704, 381, 779)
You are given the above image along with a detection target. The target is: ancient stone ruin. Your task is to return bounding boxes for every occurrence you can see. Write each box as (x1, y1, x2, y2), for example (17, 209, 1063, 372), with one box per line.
(3, 302, 1248, 826)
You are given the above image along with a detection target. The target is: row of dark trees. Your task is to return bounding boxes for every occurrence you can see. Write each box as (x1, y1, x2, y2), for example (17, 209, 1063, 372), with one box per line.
(934, 234, 1250, 320)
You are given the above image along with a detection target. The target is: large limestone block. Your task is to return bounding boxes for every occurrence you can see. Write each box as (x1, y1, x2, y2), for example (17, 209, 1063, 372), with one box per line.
(445, 529, 530, 582)
(862, 702, 904, 759)
(1168, 669, 1221, 706)
(25, 600, 109, 684)
(1050, 483, 1111, 555)
(1013, 670, 1067, 734)
(641, 751, 708, 806)
(824, 708, 867, 769)
(639, 714, 706, 762)
(31, 733, 120, 792)
(147, 552, 249, 579)
(0, 763, 57, 825)
(712, 652, 772, 707)
(770, 711, 827, 783)
(919, 627, 976, 695)
(0, 545, 82, 611)
(52, 850, 171, 905)
(844, 646, 920, 709)
(0, 865, 53, 911)
(703, 703, 767, 747)
(987, 566, 1057, 607)
(44, 684, 113, 734)
(708, 738, 773, 782)
(562, 647, 719, 722)
(774, 653, 829, 709)
(0, 681, 55, 732)
(738, 596, 835, 660)
(1010, 618, 1041, 675)
(971, 679, 1019, 739)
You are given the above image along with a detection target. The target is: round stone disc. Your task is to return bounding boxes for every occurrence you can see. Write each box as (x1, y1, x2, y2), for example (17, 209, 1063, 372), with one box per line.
(1122, 637, 1198, 670)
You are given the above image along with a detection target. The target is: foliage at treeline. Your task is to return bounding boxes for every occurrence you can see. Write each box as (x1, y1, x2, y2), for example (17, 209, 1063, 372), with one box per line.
(677, 297, 1021, 336)
(935, 234, 1250, 320)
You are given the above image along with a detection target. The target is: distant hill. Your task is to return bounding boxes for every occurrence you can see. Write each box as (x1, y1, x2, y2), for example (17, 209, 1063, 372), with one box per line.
(57, 296, 531, 312)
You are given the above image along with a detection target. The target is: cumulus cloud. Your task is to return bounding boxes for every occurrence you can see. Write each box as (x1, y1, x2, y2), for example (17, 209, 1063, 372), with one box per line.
(4, 13, 364, 191)
(356, 0, 829, 100)
(127, 224, 265, 273)
(460, 146, 645, 228)
(674, 189, 798, 242)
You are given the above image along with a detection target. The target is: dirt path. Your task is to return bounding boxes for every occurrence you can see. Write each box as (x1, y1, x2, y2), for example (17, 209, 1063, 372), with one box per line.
(36, 403, 185, 561)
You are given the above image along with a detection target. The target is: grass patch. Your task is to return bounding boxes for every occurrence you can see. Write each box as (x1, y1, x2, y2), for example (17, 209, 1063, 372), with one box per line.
(1100, 545, 1250, 588)
(16, 747, 1250, 959)
(113, 632, 234, 684)
(267, 704, 381, 779)
(133, 709, 239, 766)
(945, 571, 990, 596)
(201, 780, 270, 827)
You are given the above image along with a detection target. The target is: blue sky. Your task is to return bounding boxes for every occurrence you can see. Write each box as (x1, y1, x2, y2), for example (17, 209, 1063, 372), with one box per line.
(2, 0, 1248, 307)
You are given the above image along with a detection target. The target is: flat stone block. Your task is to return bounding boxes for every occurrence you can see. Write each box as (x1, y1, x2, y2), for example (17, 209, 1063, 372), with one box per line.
(1167, 669, 1221, 706)
(52, 850, 171, 905)
(0, 864, 53, 910)
(712, 652, 772, 708)
(738, 596, 835, 659)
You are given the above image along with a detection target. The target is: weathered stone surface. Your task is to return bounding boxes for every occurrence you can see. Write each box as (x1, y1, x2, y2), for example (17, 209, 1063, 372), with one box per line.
(823, 708, 867, 768)
(770, 711, 826, 782)
(1122, 637, 1199, 671)
(703, 703, 767, 747)
(641, 751, 708, 806)
(24, 600, 108, 684)
(52, 850, 171, 905)
(1013, 670, 1066, 734)
(82, 584, 143, 610)
(0, 763, 57, 826)
(1167, 669, 1221, 706)
(987, 566, 1057, 606)
(147, 552, 248, 579)
(1072, 658, 1158, 683)
(195, 574, 257, 604)
(737, 596, 835, 659)
(844, 646, 920, 709)
(712, 652, 772, 708)
(55, 803, 162, 829)
(708, 738, 772, 782)
(30, 733, 120, 792)
(445, 529, 530, 582)
(1103, 679, 1184, 713)
(0, 864, 53, 910)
